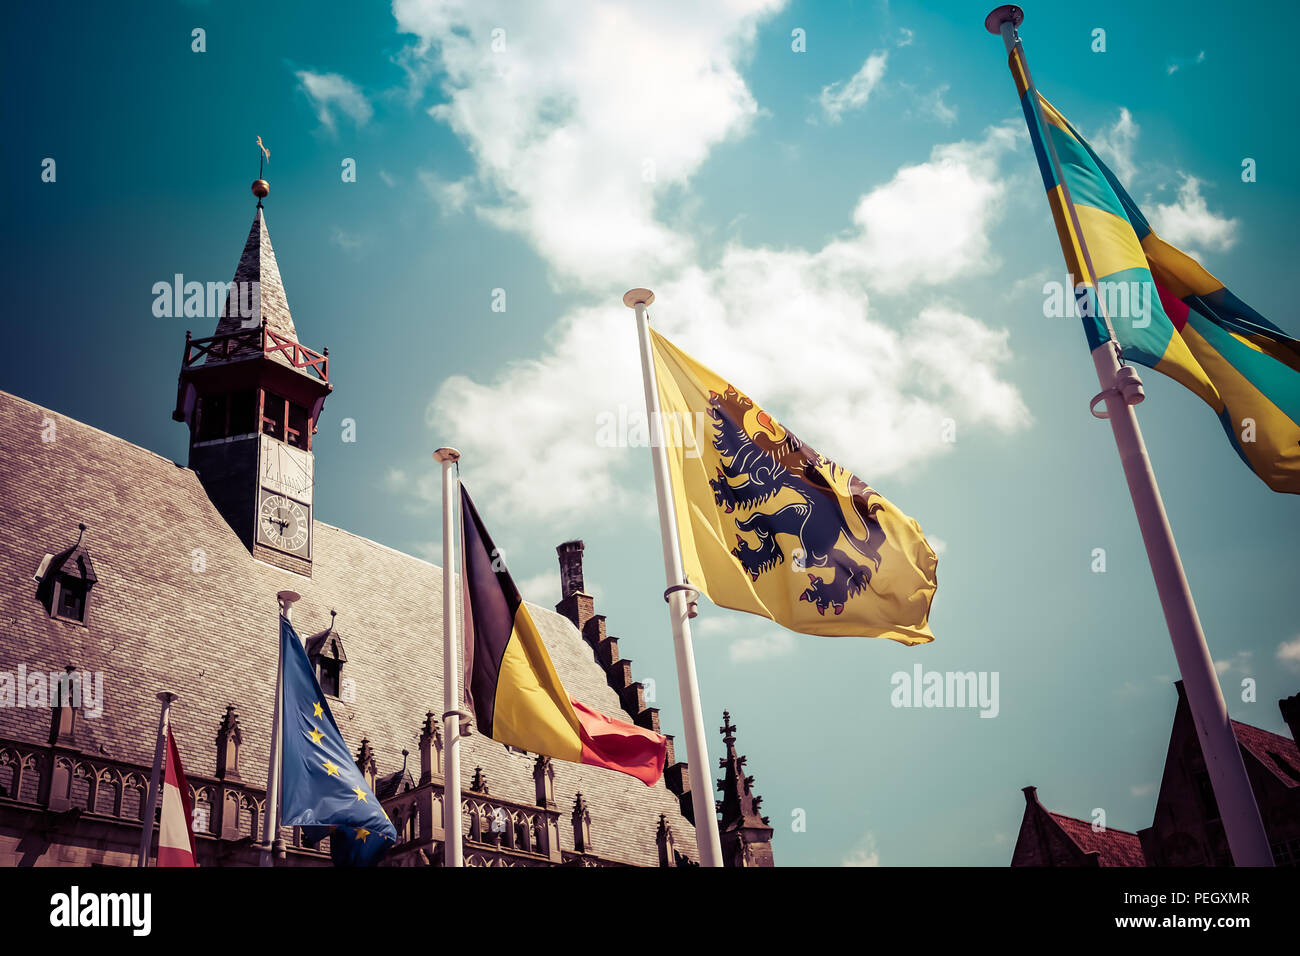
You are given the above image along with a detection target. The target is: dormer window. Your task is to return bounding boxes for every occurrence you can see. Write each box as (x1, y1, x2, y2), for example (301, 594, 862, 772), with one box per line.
(55, 579, 88, 622)
(305, 611, 348, 699)
(37, 524, 98, 626)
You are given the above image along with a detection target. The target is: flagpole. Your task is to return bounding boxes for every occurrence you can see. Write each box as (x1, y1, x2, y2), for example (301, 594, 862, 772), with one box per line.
(261, 589, 299, 867)
(625, 288, 724, 867)
(434, 446, 465, 867)
(986, 5, 1274, 866)
(136, 691, 176, 867)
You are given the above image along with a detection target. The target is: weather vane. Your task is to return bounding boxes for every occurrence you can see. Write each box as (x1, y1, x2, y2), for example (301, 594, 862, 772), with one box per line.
(253, 135, 271, 203)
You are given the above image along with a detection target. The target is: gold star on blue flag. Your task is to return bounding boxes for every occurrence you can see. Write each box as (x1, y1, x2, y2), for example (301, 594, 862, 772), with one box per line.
(279, 616, 395, 865)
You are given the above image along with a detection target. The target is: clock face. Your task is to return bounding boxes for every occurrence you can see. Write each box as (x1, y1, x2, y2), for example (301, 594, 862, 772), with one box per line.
(258, 491, 310, 555)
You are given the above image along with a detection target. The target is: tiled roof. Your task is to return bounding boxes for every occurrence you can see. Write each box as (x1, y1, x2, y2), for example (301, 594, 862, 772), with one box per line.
(1232, 719, 1300, 789)
(1048, 813, 1146, 867)
(0, 389, 695, 865)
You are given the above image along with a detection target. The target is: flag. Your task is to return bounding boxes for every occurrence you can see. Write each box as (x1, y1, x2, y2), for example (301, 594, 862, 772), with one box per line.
(156, 729, 197, 867)
(1008, 43, 1300, 493)
(279, 616, 395, 865)
(460, 486, 668, 785)
(649, 329, 938, 643)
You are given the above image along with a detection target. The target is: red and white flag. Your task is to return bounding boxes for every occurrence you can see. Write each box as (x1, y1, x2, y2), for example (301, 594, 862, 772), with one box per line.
(156, 730, 198, 867)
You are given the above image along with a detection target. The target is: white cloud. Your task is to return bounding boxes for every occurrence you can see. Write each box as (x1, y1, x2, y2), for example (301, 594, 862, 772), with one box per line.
(398, 2, 1030, 525)
(896, 28, 914, 48)
(920, 84, 956, 125)
(296, 70, 374, 132)
(418, 169, 472, 214)
(819, 52, 888, 123)
(330, 226, 366, 253)
(1090, 108, 1139, 183)
(395, 0, 783, 289)
(824, 125, 1020, 293)
(517, 570, 561, 605)
(842, 832, 881, 866)
(1278, 637, 1300, 672)
(1213, 650, 1252, 675)
(1131, 783, 1155, 798)
(1149, 176, 1239, 252)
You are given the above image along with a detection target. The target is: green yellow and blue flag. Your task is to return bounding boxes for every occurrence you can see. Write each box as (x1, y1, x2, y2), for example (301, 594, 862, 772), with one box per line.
(1007, 43, 1300, 494)
(279, 615, 396, 865)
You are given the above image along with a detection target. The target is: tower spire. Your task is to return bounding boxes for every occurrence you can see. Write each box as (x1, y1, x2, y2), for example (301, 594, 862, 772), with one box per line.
(716, 710, 774, 867)
(212, 199, 297, 344)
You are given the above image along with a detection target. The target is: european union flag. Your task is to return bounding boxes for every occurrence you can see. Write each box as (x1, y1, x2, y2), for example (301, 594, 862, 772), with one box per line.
(279, 616, 396, 865)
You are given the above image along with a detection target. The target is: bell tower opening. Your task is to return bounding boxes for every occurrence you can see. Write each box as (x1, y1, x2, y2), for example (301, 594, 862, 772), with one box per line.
(172, 174, 332, 576)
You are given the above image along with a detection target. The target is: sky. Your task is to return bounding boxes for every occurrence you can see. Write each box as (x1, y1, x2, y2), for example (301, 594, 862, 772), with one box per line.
(4, 0, 1299, 866)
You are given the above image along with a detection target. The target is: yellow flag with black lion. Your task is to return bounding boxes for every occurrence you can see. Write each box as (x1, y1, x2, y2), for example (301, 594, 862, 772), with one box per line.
(650, 329, 938, 645)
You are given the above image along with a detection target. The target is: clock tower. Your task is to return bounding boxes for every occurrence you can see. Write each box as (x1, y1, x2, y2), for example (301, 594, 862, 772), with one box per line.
(172, 178, 332, 576)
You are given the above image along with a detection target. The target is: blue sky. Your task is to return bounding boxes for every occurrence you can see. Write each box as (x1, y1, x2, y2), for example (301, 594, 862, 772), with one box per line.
(5, 0, 1298, 865)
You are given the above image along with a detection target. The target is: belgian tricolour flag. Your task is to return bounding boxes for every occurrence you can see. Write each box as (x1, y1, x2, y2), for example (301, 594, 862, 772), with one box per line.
(460, 487, 668, 786)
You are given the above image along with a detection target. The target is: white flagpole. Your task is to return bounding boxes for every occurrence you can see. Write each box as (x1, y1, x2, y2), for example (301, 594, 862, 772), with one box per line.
(987, 5, 1273, 866)
(261, 589, 300, 867)
(136, 691, 176, 867)
(625, 288, 724, 867)
(434, 446, 465, 867)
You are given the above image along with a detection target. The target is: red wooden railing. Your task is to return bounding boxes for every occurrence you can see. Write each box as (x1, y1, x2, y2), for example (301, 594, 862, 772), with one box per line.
(182, 320, 328, 382)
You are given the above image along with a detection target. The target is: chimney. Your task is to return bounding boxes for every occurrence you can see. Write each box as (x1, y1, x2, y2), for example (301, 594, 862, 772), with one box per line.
(557, 540, 585, 597)
(1280, 693, 1300, 746)
(555, 540, 596, 633)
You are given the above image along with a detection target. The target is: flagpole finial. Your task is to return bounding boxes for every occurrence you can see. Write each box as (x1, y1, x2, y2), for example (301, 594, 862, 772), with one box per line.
(623, 288, 655, 308)
(276, 589, 301, 620)
(984, 4, 1024, 34)
(433, 447, 461, 464)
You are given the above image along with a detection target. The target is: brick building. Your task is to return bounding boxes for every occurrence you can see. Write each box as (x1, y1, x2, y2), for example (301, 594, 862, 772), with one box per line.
(0, 192, 775, 868)
(1011, 684, 1300, 866)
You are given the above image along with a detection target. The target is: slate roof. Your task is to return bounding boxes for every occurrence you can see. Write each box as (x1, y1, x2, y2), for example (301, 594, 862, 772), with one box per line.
(213, 207, 298, 343)
(0, 389, 696, 866)
(1047, 812, 1146, 867)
